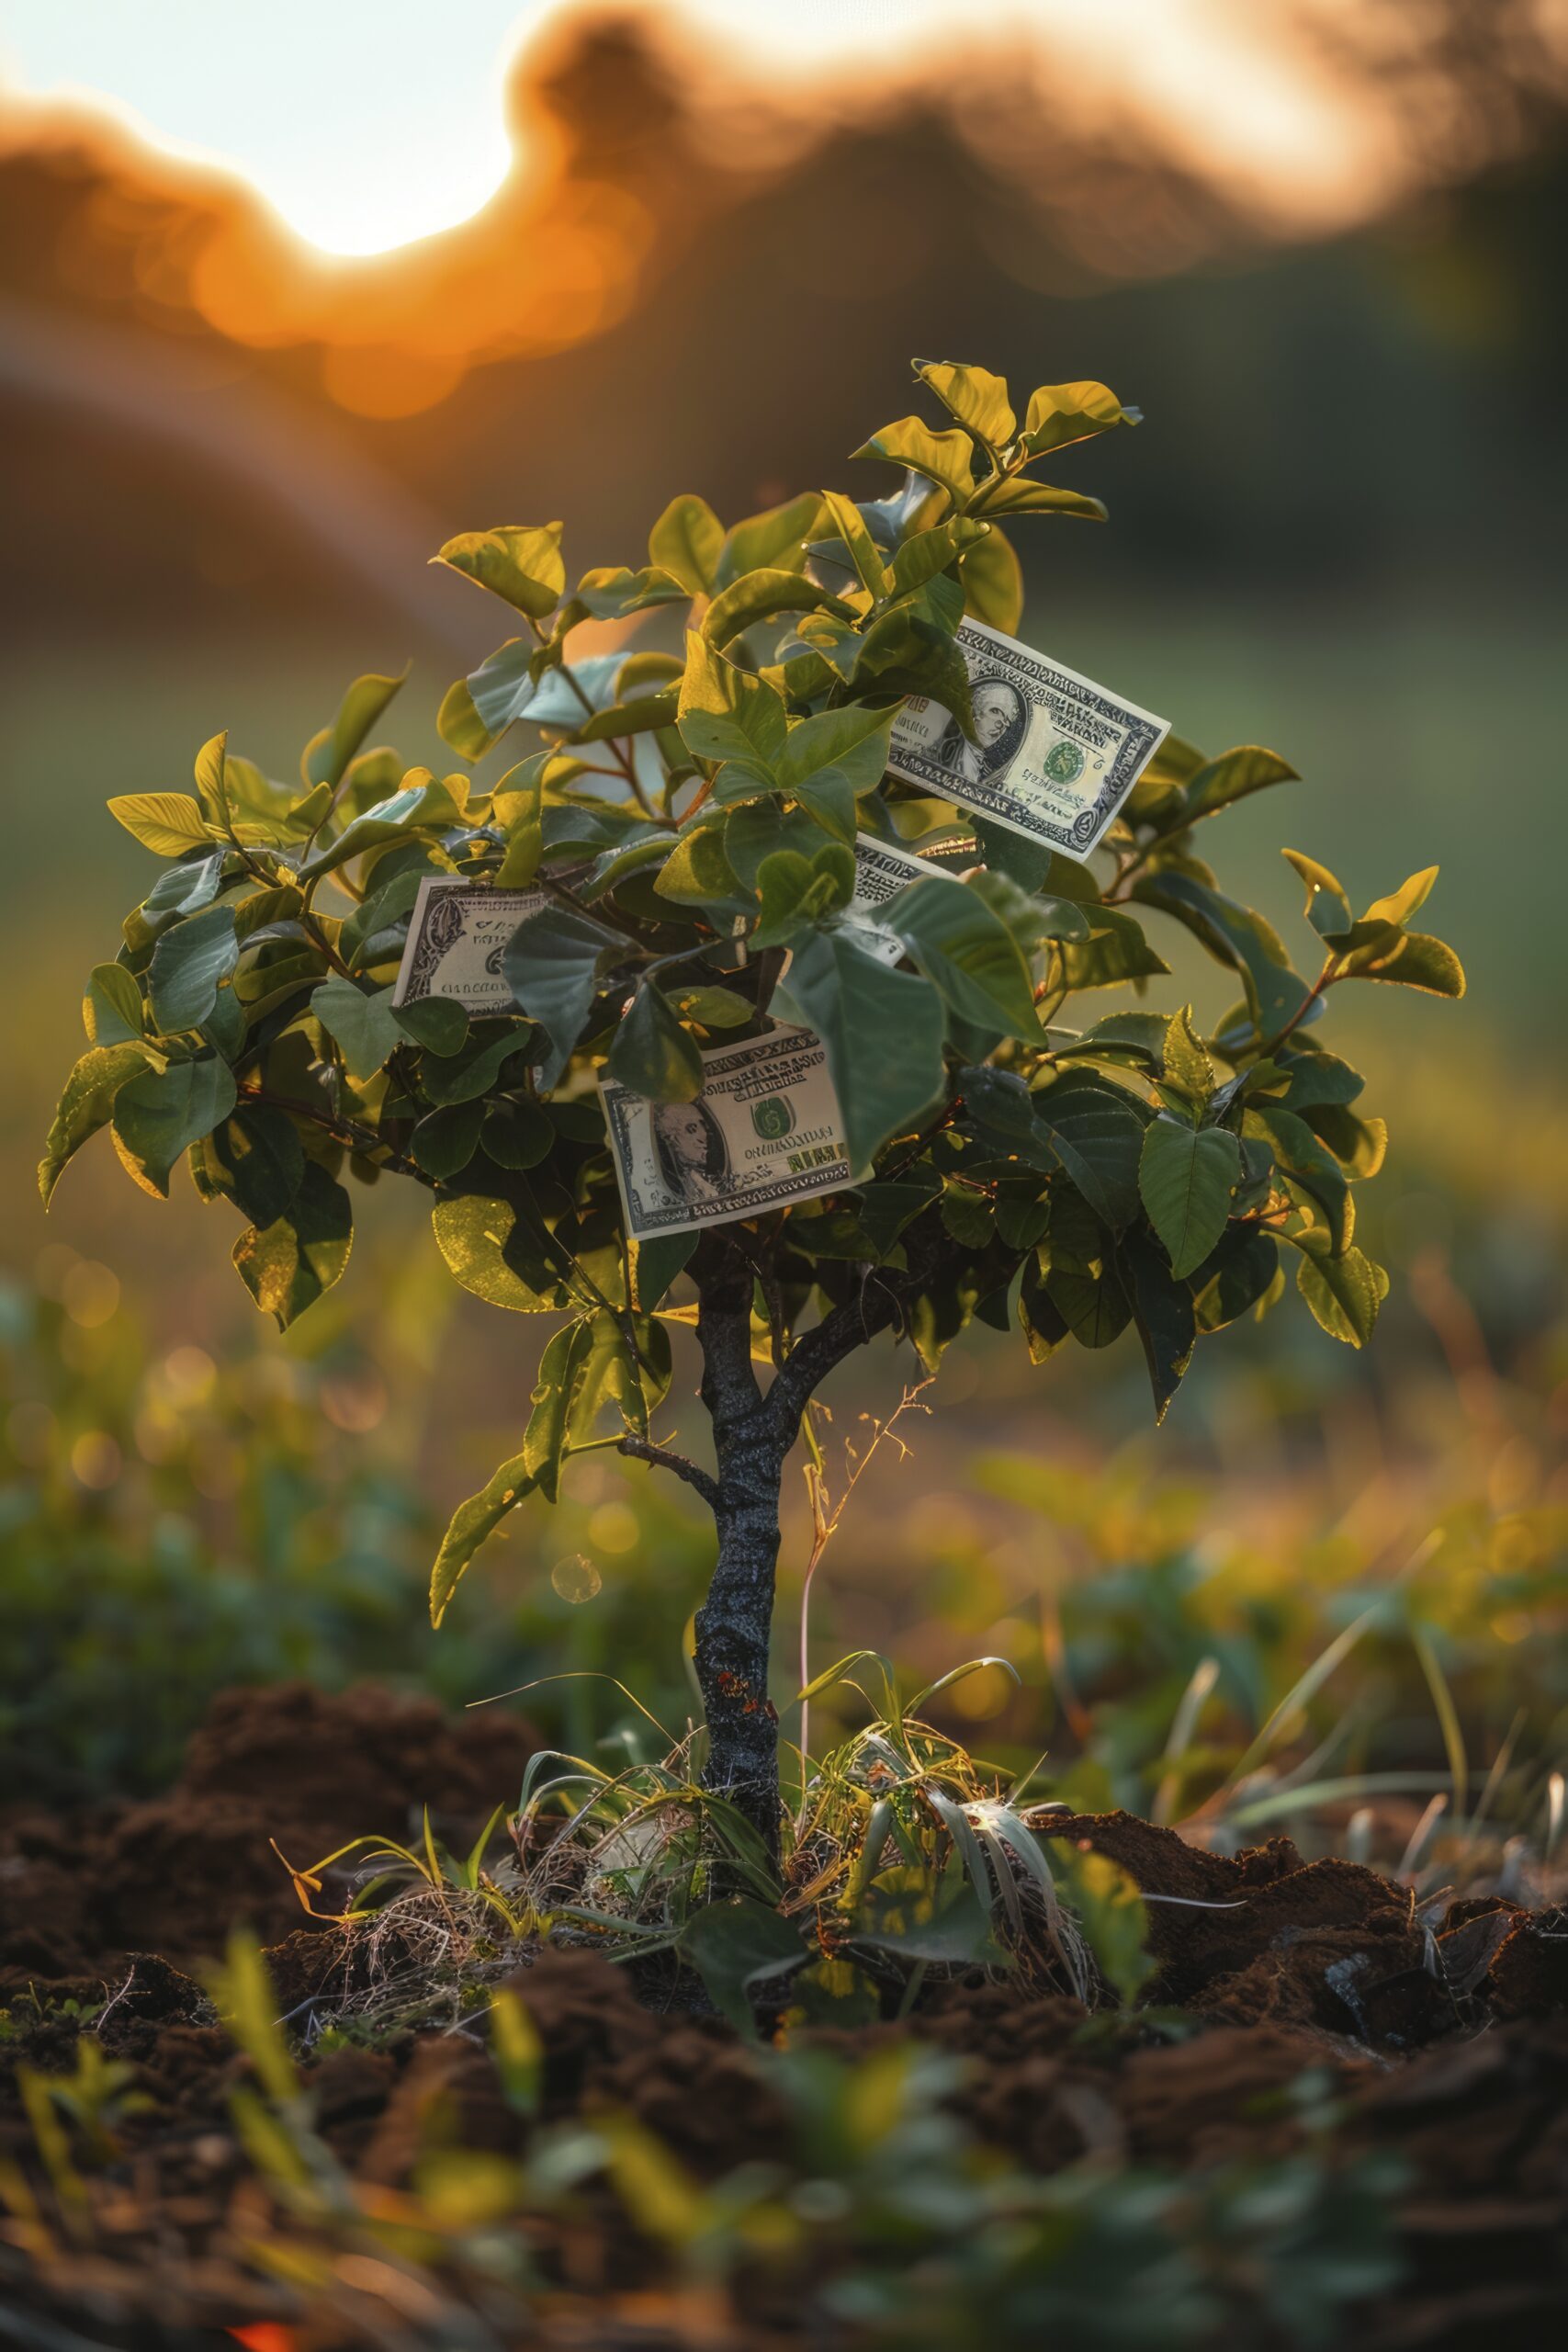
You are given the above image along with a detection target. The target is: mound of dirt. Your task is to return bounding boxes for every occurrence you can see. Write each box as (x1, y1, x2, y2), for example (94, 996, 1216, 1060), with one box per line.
(5, 1689, 1566, 2346)
(0, 1679, 537, 1993)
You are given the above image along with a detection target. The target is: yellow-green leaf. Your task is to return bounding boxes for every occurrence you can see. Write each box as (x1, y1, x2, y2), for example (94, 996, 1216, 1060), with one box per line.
(433, 524, 566, 619)
(915, 358, 1016, 447)
(107, 794, 212, 857)
(648, 493, 724, 596)
(430, 1451, 536, 1625)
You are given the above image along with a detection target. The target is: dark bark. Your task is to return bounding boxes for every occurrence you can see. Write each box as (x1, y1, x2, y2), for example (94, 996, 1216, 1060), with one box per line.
(689, 1236, 790, 1854)
(686, 1220, 992, 1856)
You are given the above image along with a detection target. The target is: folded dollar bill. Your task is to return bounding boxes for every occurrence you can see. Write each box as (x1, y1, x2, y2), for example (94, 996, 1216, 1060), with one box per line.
(391, 876, 546, 1012)
(886, 617, 1168, 863)
(600, 1024, 851, 1240)
(846, 831, 951, 963)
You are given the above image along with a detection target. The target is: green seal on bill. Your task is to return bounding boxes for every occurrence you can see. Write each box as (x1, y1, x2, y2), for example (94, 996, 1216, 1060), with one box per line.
(750, 1096, 795, 1141)
(1043, 738, 1087, 786)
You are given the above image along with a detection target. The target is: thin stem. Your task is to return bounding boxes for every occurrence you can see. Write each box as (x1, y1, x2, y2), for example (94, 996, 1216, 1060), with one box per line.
(525, 614, 670, 827)
(615, 1436, 720, 1512)
(236, 1085, 432, 1183)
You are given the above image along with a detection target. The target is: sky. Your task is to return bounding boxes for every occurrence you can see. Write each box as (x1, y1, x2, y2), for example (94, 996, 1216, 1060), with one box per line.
(0, 0, 1393, 255)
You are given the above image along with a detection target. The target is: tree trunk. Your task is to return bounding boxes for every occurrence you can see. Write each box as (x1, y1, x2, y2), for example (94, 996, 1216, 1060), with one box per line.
(693, 1454, 788, 1855)
(690, 1238, 789, 1856)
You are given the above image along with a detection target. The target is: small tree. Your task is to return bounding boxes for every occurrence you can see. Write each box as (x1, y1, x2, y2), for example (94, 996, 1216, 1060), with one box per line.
(43, 359, 1462, 1849)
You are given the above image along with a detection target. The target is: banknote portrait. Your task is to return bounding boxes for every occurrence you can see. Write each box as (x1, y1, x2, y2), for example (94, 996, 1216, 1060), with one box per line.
(934, 675, 1027, 787)
(649, 1096, 733, 1205)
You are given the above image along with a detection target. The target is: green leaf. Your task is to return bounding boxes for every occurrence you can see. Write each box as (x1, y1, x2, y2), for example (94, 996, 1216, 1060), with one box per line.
(1054, 905, 1169, 990)
(1248, 1105, 1351, 1254)
(83, 963, 145, 1046)
(784, 929, 945, 1171)
(630, 1228, 698, 1310)
(310, 977, 402, 1080)
(959, 525, 1023, 634)
(212, 1105, 305, 1227)
(140, 852, 226, 931)
(608, 982, 704, 1102)
(572, 565, 687, 621)
(676, 632, 789, 779)
(1047, 1260, 1131, 1349)
(702, 569, 852, 650)
(570, 690, 681, 745)
(107, 792, 212, 857)
(412, 1099, 486, 1180)
(421, 1023, 534, 1105)
(392, 995, 469, 1056)
(1134, 872, 1313, 1040)
(1294, 1240, 1385, 1346)
(1035, 1083, 1146, 1227)
(232, 1161, 353, 1329)
(818, 489, 890, 597)
(856, 1864, 1006, 1966)
(436, 674, 495, 762)
(887, 515, 991, 596)
(853, 601, 974, 738)
(39, 1042, 155, 1204)
(675, 985, 752, 1030)
(1120, 1229, 1198, 1421)
(653, 818, 746, 907)
(297, 775, 467, 882)
(522, 1311, 669, 1501)
(1054, 1848, 1156, 2004)
(433, 523, 565, 618)
(149, 907, 238, 1034)
(716, 492, 827, 588)
(940, 1182, 995, 1249)
(1190, 1227, 1280, 1332)
(305, 666, 409, 793)
(458, 638, 538, 748)
(430, 1452, 536, 1626)
(1162, 1006, 1213, 1103)
(915, 358, 1015, 447)
(482, 1098, 554, 1170)
(678, 1899, 804, 2037)
(1138, 1117, 1240, 1278)
(1282, 847, 1352, 937)
(752, 844, 854, 946)
(1021, 379, 1133, 457)
(502, 904, 624, 1091)
(776, 703, 897, 804)
(1359, 865, 1439, 933)
(432, 1192, 573, 1314)
(1337, 929, 1465, 997)
(852, 414, 976, 508)
(723, 801, 829, 890)
(1273, 1046, 1365, 1112)
(648, 492, 724, 595)
(1183, 745, 1297, 823)
(113, 1056, 237, 1197)
(886, 873, 1043, 1041)
(973, 480, 1106, 523)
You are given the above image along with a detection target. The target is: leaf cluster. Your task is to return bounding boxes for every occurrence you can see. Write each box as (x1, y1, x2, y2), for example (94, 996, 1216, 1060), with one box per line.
(43, 357, 1464, 1607)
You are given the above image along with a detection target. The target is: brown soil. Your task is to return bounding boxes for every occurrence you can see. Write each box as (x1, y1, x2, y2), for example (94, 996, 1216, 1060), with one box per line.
(0, 1679, 538, 1993)
(3, 1689, 1566, 2348)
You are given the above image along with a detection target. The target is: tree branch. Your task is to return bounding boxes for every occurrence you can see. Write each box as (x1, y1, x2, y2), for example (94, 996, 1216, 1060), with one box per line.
(692, 1231, 764, 1439)
(766, 1220, 999, 1443)
(616, 1436, 721, 1512)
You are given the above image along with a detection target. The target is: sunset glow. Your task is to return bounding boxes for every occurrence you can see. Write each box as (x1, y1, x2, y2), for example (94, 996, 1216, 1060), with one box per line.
(1, 0, 1397, 259)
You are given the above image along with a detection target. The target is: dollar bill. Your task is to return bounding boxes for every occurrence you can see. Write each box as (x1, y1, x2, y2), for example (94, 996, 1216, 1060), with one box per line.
(391, 876, 546, 1012)
(886, 617, 1168, 863)
(846, 831, 951, 963)
(600, 1024, 851, 1240)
